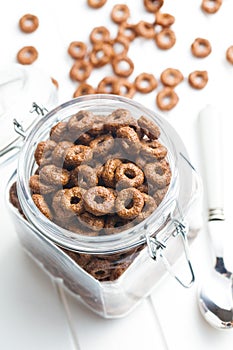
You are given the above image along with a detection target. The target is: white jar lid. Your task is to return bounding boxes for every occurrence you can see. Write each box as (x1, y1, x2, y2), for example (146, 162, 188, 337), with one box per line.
(0, 64, 58, 164)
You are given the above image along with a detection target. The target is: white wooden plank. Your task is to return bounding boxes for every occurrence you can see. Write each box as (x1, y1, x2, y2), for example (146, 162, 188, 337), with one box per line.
(0, 165, 74, 350)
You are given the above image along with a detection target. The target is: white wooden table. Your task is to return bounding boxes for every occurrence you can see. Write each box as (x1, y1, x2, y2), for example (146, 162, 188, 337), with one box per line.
(1, 1, 233, 349)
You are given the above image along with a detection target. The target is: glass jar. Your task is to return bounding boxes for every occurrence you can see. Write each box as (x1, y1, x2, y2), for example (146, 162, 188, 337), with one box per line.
(5, 94, 202, 318)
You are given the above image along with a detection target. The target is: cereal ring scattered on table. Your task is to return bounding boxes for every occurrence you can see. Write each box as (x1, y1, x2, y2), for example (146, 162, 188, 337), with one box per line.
(115, 163, 144, 188)
(73, 83, 96, 97)
(160, 68, 184, 87)
(156, 87, 179, 110)
(135, 21, 155, 39)
(226, 46, 233, 64)
(17, 46, 38, 65)
(83, 186, 116, 216)
(155, 28, 176, 50)
(117, 23, 137, 42)
(111, 4, 130, 24)
(19, 14, 39, 33)
(191, 38, 212, 58)
(97, 76, 119, 94)
(201, 0, 222, 14)
(144, 0, 164, 13)
(90, 43, 114, 67)
(90, 26, 111, 44)
(32, 194, 53, 220)
(68, 41, 87, 59)
(116, 79, 136, 98)
(112, 35, 130, 56)
(112, 55, 134, 77)
(69, 60, 92, 82)
(115, 187, 144, 219)
(188, 70, 208, 89)
(134, 73, 158, 93)
(155, 12, 175, 27)
(87, 0, 107, 9)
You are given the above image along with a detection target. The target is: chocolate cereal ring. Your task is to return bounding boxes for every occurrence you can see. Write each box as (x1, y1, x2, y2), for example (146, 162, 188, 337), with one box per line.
(156, 87, 179, 111)
(19, 14, 39, 33)
(138, 115, 160, 139)
(115, 163, 144, 188)
(52, 187, 85, 218)
(73, 83, 96, 97)
(134, 73, 158, 93)
(39, 165, 70, 186)
(112, 55, 134, 78)
(68, 41, 87, 59)
(145, 161, 171, 188)
(90, 134, 114, 156)
(111, 4, 130, 24)
(87, 0, 107, 8)
(52, 141, 74, 166)
(116, 126, 141, 153)
(50, 122, 69, 142)
(191, 38, 212, 58)
(83, 186, 115, 216)
(153, 186, 168, 206)
(160, 68, 184, 87)
(29, 175, 56, 195)
(67, 110, 94, 133)
(70, 165, 98, 189)
(17, 46, 38, 65)
(155, 28, 176, 50)
(69, 60, 92, 82)
(201, 0, 222, 14)
(105, 109, 138, 132)
(64, 145, 93, 168)
(188, 70, 208, 89)
(141, 140, 167, 159)
(102, 158, 122, 187)
(226, 46, 233, 64)
(85, 258, 111, 281)
(32, 194, 53, 220)
(137, 193, 157, 221)
(116, 188, 144, 219)
(104, 215, 131, 233)
(34, 140, 57, 166)
(144, 0, 164, 13)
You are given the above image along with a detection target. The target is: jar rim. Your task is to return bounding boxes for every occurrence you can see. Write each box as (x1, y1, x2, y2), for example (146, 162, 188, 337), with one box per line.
(16, 94, 190, 254)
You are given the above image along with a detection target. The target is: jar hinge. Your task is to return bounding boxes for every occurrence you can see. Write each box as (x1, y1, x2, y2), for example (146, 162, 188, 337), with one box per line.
(146, 220, 195, 288)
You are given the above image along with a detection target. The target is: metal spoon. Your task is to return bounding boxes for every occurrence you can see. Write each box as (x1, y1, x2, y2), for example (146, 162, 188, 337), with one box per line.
(198, 105, 233, 329)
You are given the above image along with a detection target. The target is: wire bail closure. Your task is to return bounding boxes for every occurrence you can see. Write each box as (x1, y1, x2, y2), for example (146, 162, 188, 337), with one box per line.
(146, 219, 195, 288)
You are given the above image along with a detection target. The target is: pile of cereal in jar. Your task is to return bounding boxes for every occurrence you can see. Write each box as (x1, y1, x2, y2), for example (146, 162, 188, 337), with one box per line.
(28, 108, 171, 237)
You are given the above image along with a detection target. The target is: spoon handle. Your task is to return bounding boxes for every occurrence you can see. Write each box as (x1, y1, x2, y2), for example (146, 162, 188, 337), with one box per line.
(199, 105, 224, 219)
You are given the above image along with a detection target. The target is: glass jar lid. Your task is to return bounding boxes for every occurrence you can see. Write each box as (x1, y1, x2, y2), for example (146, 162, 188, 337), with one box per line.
(0, 64, 58, 165)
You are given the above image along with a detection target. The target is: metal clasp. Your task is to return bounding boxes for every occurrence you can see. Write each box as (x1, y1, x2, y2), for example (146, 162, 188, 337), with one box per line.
(146, 220, 195, 288)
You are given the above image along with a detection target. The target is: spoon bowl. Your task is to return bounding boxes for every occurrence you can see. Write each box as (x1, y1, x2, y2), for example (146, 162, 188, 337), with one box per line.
(198, 105, 233, 330)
